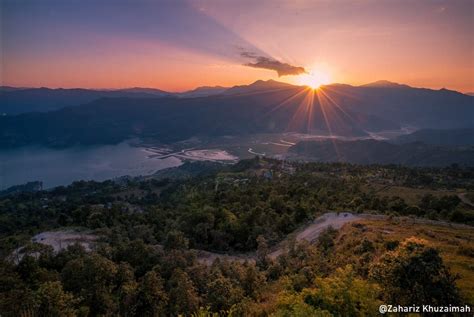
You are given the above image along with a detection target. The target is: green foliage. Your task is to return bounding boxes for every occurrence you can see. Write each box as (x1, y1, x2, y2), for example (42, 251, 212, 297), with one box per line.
(134, 271, 168, 316)
(168, 268, 200, 315)
(303, 265, 382, 316)
(61, 253, 119, 315)
(34, 281, 78, 317)
(164, 230, 190, 250)
(370, 237, 461, 306)
(273, 292, 332, 317)
(206, 271, 244, 311)
(0, 159, 472, 315)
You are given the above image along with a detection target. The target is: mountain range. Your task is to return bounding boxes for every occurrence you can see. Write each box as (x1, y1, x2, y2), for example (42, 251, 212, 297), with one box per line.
(0, 87, 172, 114)
(0, 80, 472, 148)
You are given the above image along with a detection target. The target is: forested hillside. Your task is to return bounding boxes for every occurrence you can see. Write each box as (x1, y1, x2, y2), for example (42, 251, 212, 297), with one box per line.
(1, 159, 473, 315)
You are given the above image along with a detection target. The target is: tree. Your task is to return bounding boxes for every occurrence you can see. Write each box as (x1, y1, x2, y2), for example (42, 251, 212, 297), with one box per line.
(164, 230, 189, 250)
(256, 235, 270, 268)
(303, 265, 382, 316)
(206, 272, 244, 312)
(168, 268, 200, 315)
(273, 291, 332, 317)
(113, 240, 161, 277)
(242, 264, 265, 299)
(316, 227, 338, 255)
(370, 237, 460, 306)
(0, 261, 37, 316)
(34, 281, 78, 317)
(134, 271, 168, 316)
(61, 254, 118, 315)
(116, 262, 138, 316)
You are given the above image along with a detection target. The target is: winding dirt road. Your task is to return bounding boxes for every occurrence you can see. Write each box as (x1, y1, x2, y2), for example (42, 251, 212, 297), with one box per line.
(196, 212, 362, 265)
(14, 211, 471, 266)
(194, 212, 473, 265)
(458, 193, 474, 207)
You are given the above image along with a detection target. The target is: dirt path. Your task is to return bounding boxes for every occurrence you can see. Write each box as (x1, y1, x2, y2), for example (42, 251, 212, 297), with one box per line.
(31, 230, 97, 252)
(196, 212, 362, 265)
(13, 212, 471, 266)
(10, 230, 98, 263)
(458, 193, 474, 207)
(194, 212, 473, 265)
(267, 212, 361, 259)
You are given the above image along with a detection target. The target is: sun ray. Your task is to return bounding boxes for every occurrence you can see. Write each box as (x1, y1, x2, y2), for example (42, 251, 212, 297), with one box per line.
(318, 88, 354, 122)
(225, 86, 295, 98)
(318, 90, 353, 136)
(322, 85, 363, 101)
(306, 88, 315, 133)
(285, 88, 314, 133)
(263, 87, 309, 116)
(315, 89, 342, 161)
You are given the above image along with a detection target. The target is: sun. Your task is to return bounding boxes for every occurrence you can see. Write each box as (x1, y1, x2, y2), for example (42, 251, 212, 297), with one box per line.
(297, 71, 331, 89)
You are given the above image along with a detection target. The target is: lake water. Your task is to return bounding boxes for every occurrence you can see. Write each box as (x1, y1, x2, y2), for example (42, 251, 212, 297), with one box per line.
(0, 142, 183, 190)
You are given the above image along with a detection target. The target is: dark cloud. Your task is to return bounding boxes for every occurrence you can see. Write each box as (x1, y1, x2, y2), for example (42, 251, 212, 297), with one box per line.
(240, 51, 306, 77)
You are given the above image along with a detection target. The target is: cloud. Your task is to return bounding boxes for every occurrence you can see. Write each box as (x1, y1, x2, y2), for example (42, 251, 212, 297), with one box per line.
(240, 51, 306, 77)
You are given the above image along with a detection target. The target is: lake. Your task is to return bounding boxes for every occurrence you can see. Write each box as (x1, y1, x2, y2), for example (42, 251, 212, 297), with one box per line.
(0, 142, 183, 190)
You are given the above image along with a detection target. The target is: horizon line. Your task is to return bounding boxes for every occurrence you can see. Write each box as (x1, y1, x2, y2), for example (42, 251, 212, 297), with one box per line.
(1, 80, 472, 94)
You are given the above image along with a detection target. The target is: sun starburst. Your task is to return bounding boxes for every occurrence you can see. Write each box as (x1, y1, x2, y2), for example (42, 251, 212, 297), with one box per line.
(297, 71, 331, 89)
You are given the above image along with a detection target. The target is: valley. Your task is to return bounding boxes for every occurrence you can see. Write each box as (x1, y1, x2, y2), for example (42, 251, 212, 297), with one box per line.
(2, 1, 473, 315)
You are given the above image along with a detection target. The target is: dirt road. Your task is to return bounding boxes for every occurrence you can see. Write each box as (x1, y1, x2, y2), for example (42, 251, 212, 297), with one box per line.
(196, 212, 362, 264)
(14, 211, 471, 266)
(458, 193, 474, 207)
(10, 230, 97, 263)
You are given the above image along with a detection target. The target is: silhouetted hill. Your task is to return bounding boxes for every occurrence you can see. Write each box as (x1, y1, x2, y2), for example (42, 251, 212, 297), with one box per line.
(0, 85, 397, 148)
(115, 87, 171, 95)
(319, 83, 474, 129)
(178, 86, 229, 98)
(289, 139, 474, 167)
(3, 80, 472, 127)
(0, 181, 43, 198)
(223, 79, 295, 95)
(0, 87, 172, 114)
(394, 128, 474, 146)
(0, 86, 28, 92)
(229, 80, 474, 129)
(1, 80, 472, 148)
(360, 80, 410, 88)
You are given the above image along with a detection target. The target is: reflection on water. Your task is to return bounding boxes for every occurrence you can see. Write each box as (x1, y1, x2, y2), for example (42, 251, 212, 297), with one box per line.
(0, 142, 183, 190)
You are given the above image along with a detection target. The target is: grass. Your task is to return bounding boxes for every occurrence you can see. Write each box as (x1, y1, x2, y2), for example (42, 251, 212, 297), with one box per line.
(364, 184, 462, 205)
(336, 218, 474, 304)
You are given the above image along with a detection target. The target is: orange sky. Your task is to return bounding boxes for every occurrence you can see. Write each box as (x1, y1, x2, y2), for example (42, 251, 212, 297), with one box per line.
(1, 0, 473, 92)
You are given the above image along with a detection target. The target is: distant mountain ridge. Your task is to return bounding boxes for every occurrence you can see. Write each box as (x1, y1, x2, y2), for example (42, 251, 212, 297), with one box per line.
(0, 83, 397, 148)
(178, 86, 229, 98)
(359, 80, 411, 88)
(0, 83, 268, 114)
(223, 79, 296, 96)
(320, 81, 473, 129)
(0, 87, 173, 114)
(114, 87, 171, 95)
(0, 79, 472, 148)
(0, 86, 29, 92)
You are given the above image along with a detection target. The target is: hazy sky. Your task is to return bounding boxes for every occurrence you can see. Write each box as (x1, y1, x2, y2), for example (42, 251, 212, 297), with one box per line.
(1, 0, 473, 92)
